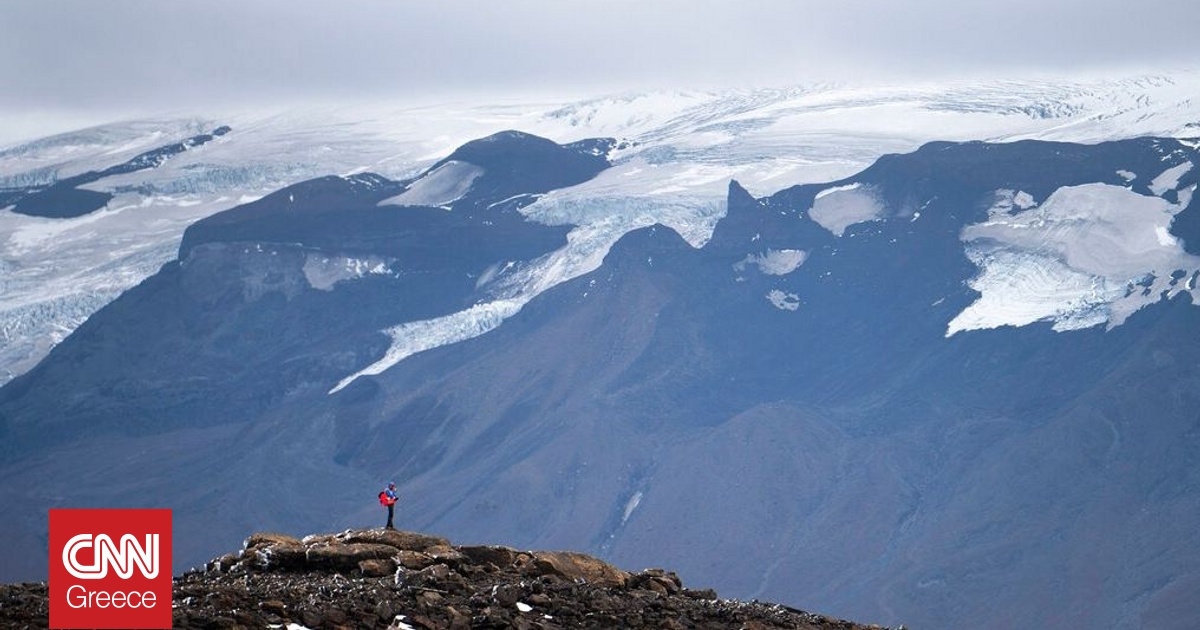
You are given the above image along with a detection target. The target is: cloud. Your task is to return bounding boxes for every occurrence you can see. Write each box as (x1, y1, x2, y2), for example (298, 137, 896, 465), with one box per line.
(1, 0, 1197, 117)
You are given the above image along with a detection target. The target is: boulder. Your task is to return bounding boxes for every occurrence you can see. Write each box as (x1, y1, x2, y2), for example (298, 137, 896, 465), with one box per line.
(243, 532, 301, 551)
(684, 588, 718, 600)
(459, 545, 520, 568)
(359, 558, 398, 578)
(338, 529, 450, 552)
(426, 547, 467, 568)
(205, 552, 240, 573)
(396, 550, 435, 570)
(305, 543, 399, 571)
(416, 563, 451, 582)
(526, 551, 629, 588)
(630, 568, 683, 594)
(491, 583, 523, 606)
(253, 542, 308, 571)
(259, 600, 286, 615)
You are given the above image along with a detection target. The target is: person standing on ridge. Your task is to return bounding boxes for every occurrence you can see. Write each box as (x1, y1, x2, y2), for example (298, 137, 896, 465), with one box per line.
(381, 482, 399, 529)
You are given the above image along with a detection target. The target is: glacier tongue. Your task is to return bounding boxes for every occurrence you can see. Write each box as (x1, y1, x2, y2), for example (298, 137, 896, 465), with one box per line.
(329, 192, 724, 394)
(329, 298, 525, 394)
(0, 196, 222, 384)
(948, 182, 1200, 336)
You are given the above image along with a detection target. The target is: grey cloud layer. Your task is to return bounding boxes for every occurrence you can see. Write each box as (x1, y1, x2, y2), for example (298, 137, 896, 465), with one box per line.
(2, 0, 1197, 113)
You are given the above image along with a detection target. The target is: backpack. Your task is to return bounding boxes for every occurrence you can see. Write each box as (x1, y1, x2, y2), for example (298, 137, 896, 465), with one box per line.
(378, 490, 388, 506)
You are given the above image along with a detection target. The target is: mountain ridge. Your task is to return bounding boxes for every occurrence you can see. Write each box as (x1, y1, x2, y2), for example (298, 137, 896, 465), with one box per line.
(3, 71, 1199, 386)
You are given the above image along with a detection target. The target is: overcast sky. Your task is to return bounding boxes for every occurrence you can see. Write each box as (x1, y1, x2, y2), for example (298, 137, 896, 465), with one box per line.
(2, 0, 1198, 140)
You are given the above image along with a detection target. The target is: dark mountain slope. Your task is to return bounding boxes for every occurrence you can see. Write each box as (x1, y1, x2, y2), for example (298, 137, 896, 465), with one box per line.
(2, 134, 1198, 630)
(321, 215, 1200, 628)
(433, 129, 614, 211)
(318, 137, 1200, 628)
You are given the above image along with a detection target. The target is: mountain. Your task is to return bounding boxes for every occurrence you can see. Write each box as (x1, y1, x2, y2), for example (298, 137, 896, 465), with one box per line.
(0, 129, 609, 458)
(2, 118, 1199, 630)
(0, 528, 891, 630)
(3, 72, 1199, 386)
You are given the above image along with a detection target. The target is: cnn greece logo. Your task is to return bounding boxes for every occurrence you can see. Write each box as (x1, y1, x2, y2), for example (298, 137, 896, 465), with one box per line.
(62, 533, 159, 579)
(50, 509, 172, 629)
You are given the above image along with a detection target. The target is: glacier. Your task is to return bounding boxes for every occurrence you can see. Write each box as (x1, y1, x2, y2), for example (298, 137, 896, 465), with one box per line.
(948, 178, 1200, 336)
(4, 71, 1200, 383)
(330, 298, 525, 395)
(808, 183, 886, 237)
(736, 249, 808, 276)
(379, 160, 484, 209)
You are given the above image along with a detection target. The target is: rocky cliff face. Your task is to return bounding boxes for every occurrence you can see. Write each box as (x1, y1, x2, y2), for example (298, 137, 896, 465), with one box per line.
(0, 528, 893, 630)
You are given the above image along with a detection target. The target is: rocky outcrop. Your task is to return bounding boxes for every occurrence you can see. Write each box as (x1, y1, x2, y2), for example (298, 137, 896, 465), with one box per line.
(0, 528, 899, 629)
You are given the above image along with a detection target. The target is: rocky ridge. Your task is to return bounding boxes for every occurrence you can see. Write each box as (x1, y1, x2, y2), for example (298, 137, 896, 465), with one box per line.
(0, 528, 896, 629)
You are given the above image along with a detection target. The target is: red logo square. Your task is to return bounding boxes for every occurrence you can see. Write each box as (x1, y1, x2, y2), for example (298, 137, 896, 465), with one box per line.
(49, 509, 173, 629)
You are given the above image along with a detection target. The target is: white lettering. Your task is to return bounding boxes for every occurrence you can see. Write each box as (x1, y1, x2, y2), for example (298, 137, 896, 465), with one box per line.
(65, 584, 157, 609)
(62, 533, 159, 579)
(66, 584, 87, 609)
